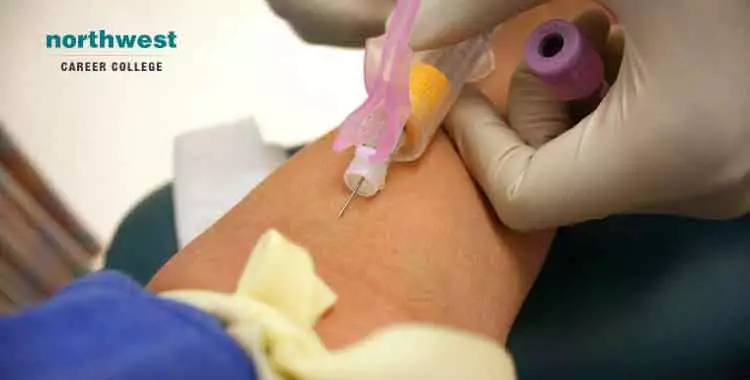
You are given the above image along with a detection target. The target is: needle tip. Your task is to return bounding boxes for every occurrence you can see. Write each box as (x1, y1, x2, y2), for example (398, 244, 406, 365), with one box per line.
(337, 177, 365, 219)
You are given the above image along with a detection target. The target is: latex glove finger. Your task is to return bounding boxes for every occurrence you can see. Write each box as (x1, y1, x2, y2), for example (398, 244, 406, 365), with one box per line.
(445, 81, 631, 230)
(410, 0, 545, 50)
(505, 66, 568, 148)
(602, 25, 624, 85)
(266, 0, 393, 47)
(508, 10, 613, 147)
(444, 10, 646, 230)
(448, 37, 747, 231)
(444, 86, 537, 227)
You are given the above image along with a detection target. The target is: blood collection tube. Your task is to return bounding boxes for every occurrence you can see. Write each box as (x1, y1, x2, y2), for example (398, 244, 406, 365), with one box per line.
(524, 19, 606, 101)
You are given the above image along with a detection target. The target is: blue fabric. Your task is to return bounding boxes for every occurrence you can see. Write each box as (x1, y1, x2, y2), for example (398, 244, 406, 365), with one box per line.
(509, 215, 750, 379)
(0, 271, 257, 380)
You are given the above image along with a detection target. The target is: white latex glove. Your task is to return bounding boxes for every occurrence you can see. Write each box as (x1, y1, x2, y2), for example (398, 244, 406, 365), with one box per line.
(264, 0, 539, 48)
(268, 0, 749, 230)
(432, 1, 750, 230)
(266, 0, 394, 46)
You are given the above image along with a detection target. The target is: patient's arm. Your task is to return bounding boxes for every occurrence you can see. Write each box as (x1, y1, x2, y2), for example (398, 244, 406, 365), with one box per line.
(147, 0, 609, 350)
(149, 129, 553, 349)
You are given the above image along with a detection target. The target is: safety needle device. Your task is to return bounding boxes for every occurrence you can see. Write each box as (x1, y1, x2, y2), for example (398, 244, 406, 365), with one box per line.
(334, 0, 494, 218)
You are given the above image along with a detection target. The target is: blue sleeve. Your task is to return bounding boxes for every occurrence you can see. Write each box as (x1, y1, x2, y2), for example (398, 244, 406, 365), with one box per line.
(0, 271, 257, 380)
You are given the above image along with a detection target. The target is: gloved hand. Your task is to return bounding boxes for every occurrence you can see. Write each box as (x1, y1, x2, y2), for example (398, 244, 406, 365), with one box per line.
(268, 0, 749, 230)
(265, 0, 394, 47)
(264, 0, 541, 48)
(433, 0, 750, 230)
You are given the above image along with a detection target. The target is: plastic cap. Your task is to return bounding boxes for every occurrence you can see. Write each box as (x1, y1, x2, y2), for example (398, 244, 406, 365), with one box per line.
(524, 19, 603, 101)
(344, 146, 389, 197)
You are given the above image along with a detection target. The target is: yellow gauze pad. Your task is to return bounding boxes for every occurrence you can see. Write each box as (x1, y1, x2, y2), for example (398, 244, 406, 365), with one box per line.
(161, 230, 516, 380)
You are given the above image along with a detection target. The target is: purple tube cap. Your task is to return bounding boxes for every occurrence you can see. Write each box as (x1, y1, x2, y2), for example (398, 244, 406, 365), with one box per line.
(524, 19, 604, 101)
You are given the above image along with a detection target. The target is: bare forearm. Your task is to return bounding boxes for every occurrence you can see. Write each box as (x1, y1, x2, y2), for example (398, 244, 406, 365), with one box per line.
(149, 130, 552, 348)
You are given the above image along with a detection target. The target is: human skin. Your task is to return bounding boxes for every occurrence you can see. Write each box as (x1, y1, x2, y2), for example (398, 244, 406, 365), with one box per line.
(149, 130, 553, 348)
(148, 1, 603, 349)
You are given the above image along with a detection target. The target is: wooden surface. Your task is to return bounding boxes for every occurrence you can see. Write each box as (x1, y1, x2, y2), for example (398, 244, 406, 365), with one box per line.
(0, 126, 97, 313)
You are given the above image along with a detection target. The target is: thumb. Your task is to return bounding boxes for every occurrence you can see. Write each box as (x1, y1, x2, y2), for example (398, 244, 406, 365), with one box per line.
(508, 10, 612, 147)
(446, 85, 607, 230)
(411, 0, 544, 50)
(446, 66, 645, 231)
(444, 86, 539, 228)
(447, 42, 716, 230)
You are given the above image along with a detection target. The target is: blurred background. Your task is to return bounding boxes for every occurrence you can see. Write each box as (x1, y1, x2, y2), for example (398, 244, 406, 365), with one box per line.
(0, 0, 365, 244)
(0, 0, 366, 309)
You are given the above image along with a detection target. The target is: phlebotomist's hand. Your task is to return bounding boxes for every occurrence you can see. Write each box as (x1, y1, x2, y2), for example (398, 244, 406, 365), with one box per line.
(267, 0, 750, 230)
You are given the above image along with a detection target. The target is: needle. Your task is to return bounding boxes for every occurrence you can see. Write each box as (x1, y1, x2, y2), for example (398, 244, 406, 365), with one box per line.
(338, 177, 365, 218)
